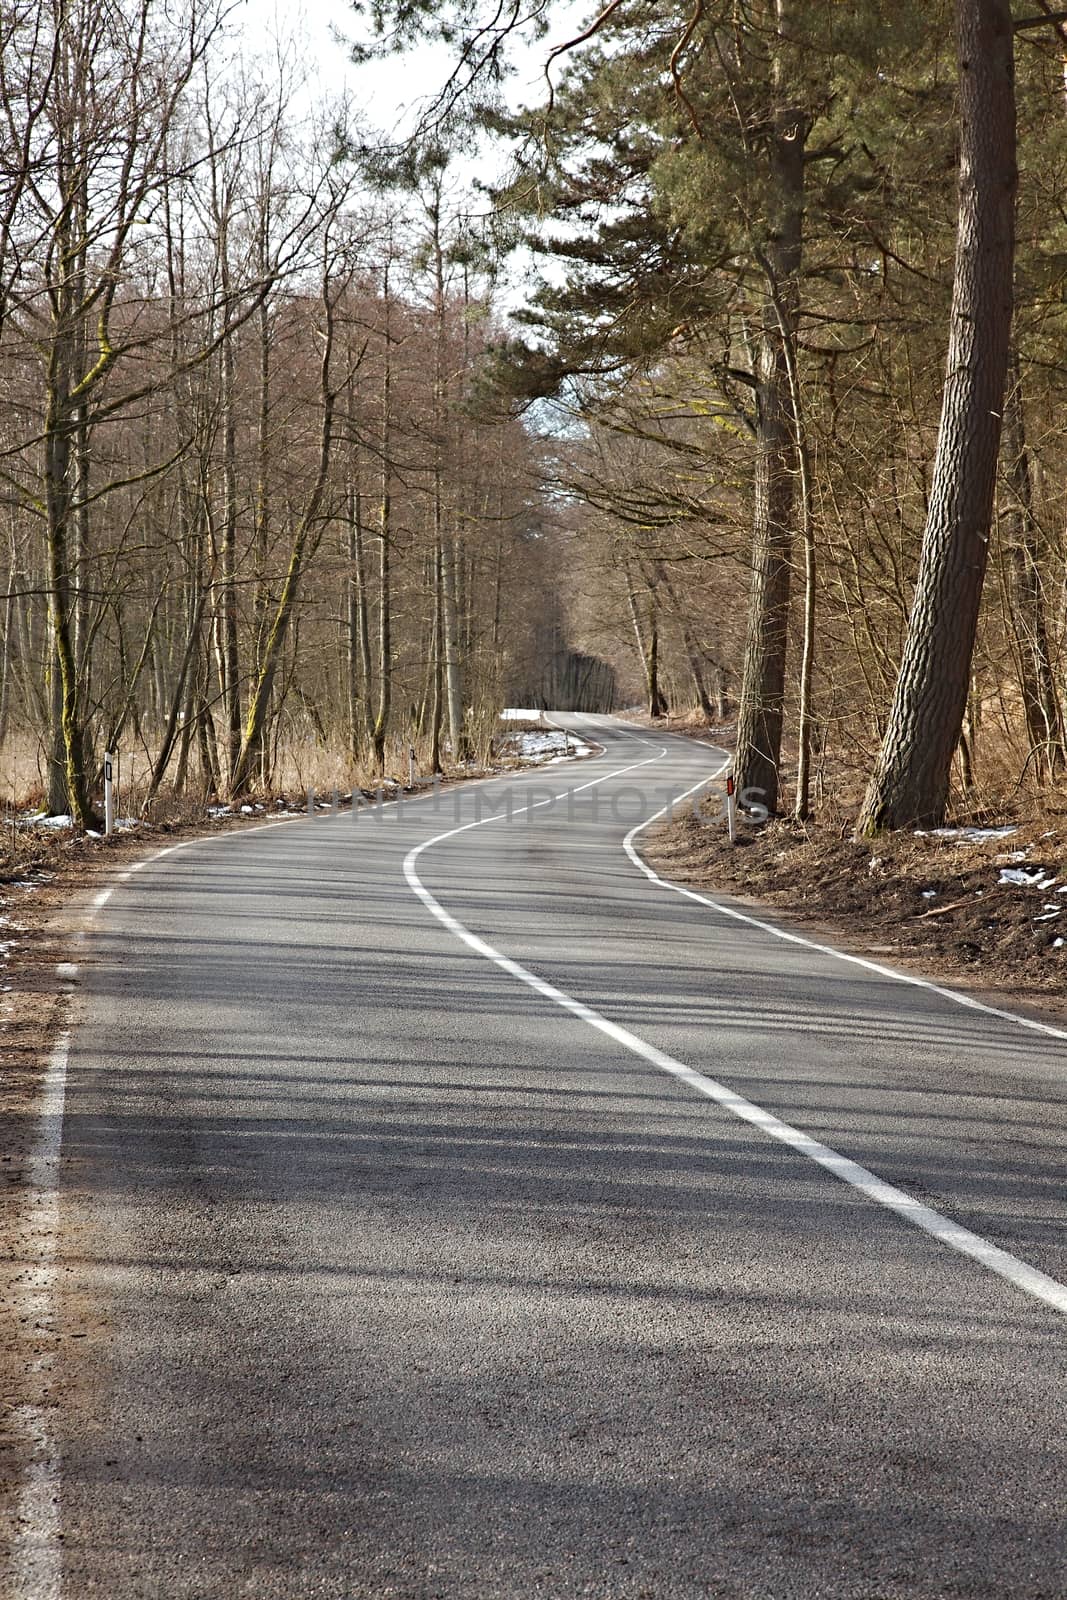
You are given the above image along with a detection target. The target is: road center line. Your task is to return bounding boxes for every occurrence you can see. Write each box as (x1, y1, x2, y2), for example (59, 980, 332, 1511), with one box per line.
(403, 752, 1067, 1320)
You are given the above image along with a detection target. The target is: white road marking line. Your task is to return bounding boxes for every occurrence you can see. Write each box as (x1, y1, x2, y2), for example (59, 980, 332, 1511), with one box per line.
(404, 752, 1067, 1319)
(9, 1025, 70, 1600)
(622, 773, 1067, 1044)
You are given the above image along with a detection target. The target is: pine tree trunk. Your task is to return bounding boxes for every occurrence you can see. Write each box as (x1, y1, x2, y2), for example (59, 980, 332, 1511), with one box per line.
(858, 0, 1017, 833)
(733, 7, 805, 817)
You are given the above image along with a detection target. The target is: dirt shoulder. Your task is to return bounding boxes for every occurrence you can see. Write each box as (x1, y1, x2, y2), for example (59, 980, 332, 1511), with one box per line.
(642, 804, 1067, 1031)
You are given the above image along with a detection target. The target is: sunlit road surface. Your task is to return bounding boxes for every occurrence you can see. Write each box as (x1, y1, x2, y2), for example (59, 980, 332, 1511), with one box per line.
(24, 716, 1067, 1598)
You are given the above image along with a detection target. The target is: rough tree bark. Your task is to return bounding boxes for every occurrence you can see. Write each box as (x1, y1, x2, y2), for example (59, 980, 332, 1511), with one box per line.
(732, 0, 805, 817)
(858, 0, 1017, 833)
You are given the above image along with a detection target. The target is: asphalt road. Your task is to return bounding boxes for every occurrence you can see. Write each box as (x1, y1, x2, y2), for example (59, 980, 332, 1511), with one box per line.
(30, 716, 1067, 1597)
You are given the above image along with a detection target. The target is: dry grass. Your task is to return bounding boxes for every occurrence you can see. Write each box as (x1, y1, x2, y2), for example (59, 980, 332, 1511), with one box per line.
(0, 724, 520, 827)
(0, 715, 572, 876)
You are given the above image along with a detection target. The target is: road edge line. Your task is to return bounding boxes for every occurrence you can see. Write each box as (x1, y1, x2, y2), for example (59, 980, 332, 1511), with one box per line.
(622, 777, 1067, 1046)
(403, 755, 1067, 1319)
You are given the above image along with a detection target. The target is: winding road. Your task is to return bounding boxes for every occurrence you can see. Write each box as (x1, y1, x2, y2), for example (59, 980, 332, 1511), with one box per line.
(14, 715, 1067, 1599)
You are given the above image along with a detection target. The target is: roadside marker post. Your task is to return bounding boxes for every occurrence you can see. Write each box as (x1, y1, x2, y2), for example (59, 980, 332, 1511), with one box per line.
(725, 773, 737, 844)
(409, 745, 416, 789)
(104, 752, 115, 836)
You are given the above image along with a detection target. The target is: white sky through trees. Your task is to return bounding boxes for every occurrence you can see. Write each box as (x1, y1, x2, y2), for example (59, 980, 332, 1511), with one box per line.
(230, 0, 582, 148)
(229, 0, 583, 312)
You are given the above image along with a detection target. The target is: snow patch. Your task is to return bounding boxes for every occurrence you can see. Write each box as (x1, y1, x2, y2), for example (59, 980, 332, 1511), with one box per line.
(916, 825, 1018, 842)
(999, 867, 1058, 890)
(517, 731, 568, 759)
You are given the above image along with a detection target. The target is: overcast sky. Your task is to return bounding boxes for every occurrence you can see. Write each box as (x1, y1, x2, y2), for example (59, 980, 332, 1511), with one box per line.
(229, 0, 580, 144)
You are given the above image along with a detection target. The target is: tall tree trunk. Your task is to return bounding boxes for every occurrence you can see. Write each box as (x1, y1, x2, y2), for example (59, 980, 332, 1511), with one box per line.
(43, 342, 96, 826)
(859, 0, 1017, 832)
(217, 316, 242, 783)
(253, 295, 273, 788)
(427, 193, 468, 764)
(0, 532, 12, 749)
(731, 0, 805, 817)
(625, 564, 667, 717)
(430, 539, 444, 773)
(442, 535, 466, 760)
(371, 265, 393, 776)
(645, 596, 666, 718)
(347, 484, 372, 761)
(253, 297, 271, 667)
(46, 620, 67, 815)
(774, 290, 816, 822)
(1001, 355, 1063, 780)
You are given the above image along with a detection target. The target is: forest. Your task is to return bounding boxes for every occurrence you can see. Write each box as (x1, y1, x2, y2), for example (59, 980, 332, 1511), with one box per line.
(0, 0, 1061, 833)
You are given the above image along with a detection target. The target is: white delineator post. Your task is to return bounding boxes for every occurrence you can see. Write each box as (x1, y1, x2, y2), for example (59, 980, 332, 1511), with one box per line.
(409, 745, 416, 789)
(725, 773, 737, 844)
(104, 752, 115, 836)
